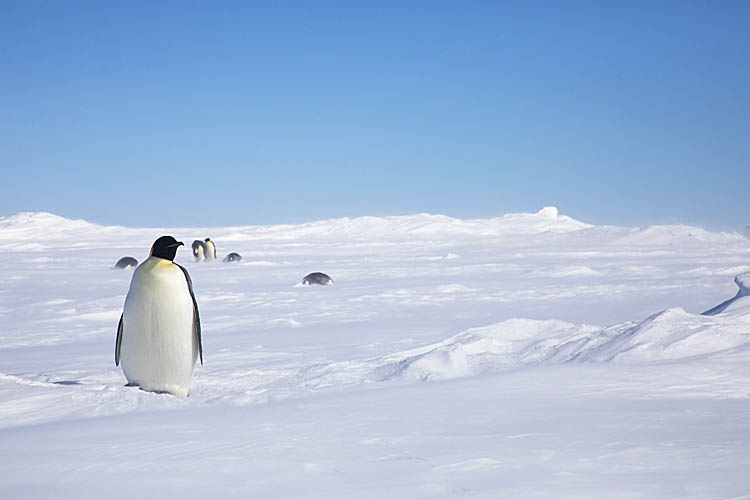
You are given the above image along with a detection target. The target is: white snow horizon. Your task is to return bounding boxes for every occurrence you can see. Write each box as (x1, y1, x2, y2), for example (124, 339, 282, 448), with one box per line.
(1, 207, 750, 499)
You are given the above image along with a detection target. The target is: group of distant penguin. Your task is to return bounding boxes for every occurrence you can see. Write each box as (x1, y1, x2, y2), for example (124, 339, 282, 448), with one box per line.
(191, 237, 241, 263)
(114, 237, 333, 287)
(112, 235, 334, 397)
(114, 237, 242, 269)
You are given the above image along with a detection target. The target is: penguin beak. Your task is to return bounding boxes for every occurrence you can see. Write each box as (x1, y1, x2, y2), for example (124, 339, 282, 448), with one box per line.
(168, 241, 184, 248)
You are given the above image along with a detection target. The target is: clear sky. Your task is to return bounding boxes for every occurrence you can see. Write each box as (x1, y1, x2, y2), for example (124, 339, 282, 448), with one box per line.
(1, 1, 749, 230)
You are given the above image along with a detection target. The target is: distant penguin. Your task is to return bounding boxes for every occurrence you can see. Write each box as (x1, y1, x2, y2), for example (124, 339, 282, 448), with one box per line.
(204, 238, 216, 261)
(302, 272, 334, 285)
(192, 240, 206, 262)
(115, 236, 202, 396)
(114, 257, 138, 269)
(223, 252, 242, 263)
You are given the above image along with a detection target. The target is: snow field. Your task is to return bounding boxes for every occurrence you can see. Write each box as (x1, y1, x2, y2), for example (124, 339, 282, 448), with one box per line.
(1, 208, 750, 498)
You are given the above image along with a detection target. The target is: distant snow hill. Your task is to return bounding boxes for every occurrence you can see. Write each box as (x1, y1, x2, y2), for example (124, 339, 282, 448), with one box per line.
(0, 208, 746, 248)
(0, 212, 140, 250)
(0, 212, 101, 250)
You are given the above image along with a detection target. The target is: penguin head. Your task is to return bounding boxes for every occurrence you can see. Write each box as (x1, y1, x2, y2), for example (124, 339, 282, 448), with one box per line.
(150, 236, 184, 261)
(204, 238, 211, 242)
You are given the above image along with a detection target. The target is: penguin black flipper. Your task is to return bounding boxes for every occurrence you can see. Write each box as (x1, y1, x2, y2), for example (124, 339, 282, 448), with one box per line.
(115, 313, 124, 366)
(177, 263, 203, 365)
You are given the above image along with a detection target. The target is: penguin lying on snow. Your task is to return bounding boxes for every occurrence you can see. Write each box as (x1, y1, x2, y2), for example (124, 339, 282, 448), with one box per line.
(114, 257, 138, 269)
(191, 240, 205, 262)
(302, 272, 334, 285)
(115, 236, 203, 396)
(223, 252, 242, 263)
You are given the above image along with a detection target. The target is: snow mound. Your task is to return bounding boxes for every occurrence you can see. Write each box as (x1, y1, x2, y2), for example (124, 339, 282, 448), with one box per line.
(0, 212, 98, 234)
(0, 213, 102, 250)
(0, 212, 156, 251)
(536, 206, 558, 218)
(377, 283, 750, 381)
(583, 307, 750, 362)
(375, 319, 604, 381)
(702, 271, 750, 316)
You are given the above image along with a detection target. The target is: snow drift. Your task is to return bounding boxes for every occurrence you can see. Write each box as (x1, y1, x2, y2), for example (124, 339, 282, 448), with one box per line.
(375, 273, 750, 382)
(702, 271, 750, 316)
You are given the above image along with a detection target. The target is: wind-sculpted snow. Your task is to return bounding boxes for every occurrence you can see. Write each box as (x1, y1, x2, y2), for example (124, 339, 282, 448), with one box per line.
(374, 293, 750, 381)
(2, 210, 750, 499)
(2, 283, 748, 428)
(702, 271, 750, 316)
(374, 320, 603, 381)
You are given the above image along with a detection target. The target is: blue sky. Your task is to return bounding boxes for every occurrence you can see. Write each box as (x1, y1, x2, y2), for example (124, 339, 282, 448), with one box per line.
(2, 1, 748, 229)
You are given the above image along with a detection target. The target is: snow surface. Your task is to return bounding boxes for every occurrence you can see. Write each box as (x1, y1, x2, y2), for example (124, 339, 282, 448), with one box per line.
(2, 207, 750, 499)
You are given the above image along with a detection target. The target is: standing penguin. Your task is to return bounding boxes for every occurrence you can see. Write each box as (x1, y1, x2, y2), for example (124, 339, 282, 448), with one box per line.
(115, 236, 203, 396)
(204, 238, 216, 261)
(191, 240, 205, 262)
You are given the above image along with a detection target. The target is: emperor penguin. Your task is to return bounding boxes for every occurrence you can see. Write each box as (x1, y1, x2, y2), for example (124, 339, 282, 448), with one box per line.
(115, 236, 203, 396)
(223, 252, 242, 263)
(191, 240, 205, 262)
(114, 256, 138, 269)
(302, 272, 334, 285)
(204, 238, 216, 261)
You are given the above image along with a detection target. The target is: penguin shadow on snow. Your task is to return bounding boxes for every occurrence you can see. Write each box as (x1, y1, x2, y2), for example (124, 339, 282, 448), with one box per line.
(124, 381, 175, 395)
(52, 380, 82, 386)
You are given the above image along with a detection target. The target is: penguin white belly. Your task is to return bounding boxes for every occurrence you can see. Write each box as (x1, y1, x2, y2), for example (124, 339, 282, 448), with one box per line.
(195, 244, 205, 262)
(205, 241, 216, 260)
(120, 257, 198, 396)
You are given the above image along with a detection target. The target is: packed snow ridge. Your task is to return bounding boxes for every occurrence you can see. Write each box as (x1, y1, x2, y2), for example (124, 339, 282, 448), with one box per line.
(377, 272, 750, 382)
(702, 271, 750, 316)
